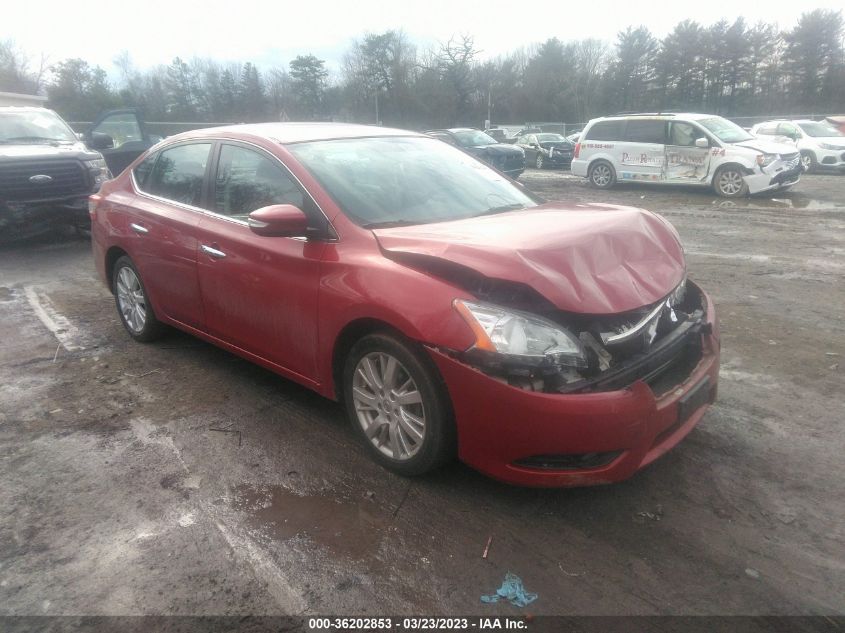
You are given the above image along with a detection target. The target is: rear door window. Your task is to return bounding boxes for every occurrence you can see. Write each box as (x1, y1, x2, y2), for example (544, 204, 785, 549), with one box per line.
(145, 143, 212, 207)
(624, 120, 666, 144)
(584, 120, 623, 142)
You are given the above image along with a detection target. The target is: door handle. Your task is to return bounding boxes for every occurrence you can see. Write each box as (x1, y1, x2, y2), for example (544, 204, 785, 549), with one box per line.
(201, 244, 227, 259)
(130, 223, 148, 234)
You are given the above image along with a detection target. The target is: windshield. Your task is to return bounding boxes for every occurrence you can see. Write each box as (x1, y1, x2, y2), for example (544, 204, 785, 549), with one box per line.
(537, 133, 566, 143)
(453, 129, 498, 147)
(798, 121, 844, 138)
(0, 109, 77, 144)
(697, 117, 754, 144)
(288, 136, 539, 227)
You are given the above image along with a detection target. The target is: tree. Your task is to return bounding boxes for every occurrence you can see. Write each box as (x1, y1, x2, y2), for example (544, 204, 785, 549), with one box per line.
(437, 35, 479, 124)
(47, 58, 118, 121)
(784, 9, 845, 110)
(164, 57, 198, 119)
(289, 55, 328, 119)
(238, 62, 265, 121)
(607, 27, 659, 113)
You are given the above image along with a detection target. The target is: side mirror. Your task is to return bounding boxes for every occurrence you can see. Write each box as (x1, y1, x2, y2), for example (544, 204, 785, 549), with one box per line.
(694, 137, 709, 149)
(88, 132, 114, 150)
(248, 204, 309, 237)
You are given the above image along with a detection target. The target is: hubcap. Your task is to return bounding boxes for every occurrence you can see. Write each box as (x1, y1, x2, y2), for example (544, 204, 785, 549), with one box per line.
(719, 170, 743, 195)
(592, 165, 611, 186)
(116, 266, 147, 333)
(352, 352, 426, 461)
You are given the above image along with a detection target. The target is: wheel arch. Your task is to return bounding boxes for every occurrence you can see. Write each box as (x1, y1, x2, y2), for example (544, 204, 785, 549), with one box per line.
(105, 246, 129, 293)
(331, 318, 410, 401)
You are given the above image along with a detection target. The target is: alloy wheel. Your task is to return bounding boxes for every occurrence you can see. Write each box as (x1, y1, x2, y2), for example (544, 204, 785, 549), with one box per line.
(591, 164, 612, 187)
(352, 352, 426, 461)
(116, 266, 147, 334)
(717, 169, 745, 196)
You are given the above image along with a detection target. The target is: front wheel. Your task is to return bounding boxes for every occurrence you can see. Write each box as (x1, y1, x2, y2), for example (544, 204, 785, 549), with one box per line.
(112, 256, 165, 342)
(713, 166, 748, 198)
(800, 152, 817, 172)
(343, 332, 455, 476)
(588, 161, 616, 189)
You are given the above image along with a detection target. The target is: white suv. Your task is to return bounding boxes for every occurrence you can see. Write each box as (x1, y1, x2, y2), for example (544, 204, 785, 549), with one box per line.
(571, 113, 801, 197)
(750, 119, 845, 172)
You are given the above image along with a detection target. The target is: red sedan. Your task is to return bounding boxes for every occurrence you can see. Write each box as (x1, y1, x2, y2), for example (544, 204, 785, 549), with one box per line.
(90, 123, 719, 487)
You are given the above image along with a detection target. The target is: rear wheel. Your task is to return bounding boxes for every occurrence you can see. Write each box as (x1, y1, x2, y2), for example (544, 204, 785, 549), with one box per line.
(713, 166, 748, 198)
(112, 256, 165, 342)
(343, 332, 455, 476)
(588, 161, 616, 189)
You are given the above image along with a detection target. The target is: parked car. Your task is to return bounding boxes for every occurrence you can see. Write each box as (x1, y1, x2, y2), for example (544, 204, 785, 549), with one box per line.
(91, 122, 719, 487)
(750, 119, 845, 172)
(516, 132, 575, 169)
(825, 116, 845, 135)
(0, 106, 111, 239)
(572, 113, 801, 197)
(425, 128, 525, 178)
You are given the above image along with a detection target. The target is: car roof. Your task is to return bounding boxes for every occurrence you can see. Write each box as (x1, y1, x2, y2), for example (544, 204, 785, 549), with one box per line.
(164, 122, 423, 145)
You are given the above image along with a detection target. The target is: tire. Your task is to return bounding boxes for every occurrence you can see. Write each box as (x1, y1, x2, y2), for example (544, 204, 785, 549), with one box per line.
(800, 151, 817, 172)
(535, 153, 545, 169)
(588, 161, 616, 189)
(112, 255, 165, 342)
(713, 166, 748, 198)
(343, 332, 455, 476)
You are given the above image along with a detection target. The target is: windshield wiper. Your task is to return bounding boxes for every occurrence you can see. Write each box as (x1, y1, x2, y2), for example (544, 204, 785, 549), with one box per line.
(362, 219, 423, 229)
(3, 136, 73, 145)
(473, 203, 527, 217)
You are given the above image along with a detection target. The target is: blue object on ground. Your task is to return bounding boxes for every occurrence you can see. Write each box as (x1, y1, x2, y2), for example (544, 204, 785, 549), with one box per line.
(481, 572, 538, 607)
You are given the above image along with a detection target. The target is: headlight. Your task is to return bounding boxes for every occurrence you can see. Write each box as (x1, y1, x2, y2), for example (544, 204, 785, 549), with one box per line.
(668, 275, 687, 307)
(819, 143, 842, 150)
(454, 299, 586, 368)
(756, 153, 778, 167)
(83, 157, 112, 185)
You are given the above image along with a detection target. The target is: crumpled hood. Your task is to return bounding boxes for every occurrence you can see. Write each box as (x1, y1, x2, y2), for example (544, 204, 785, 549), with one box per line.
(733, 139, 797, 154)
(373, 203, 686, 314)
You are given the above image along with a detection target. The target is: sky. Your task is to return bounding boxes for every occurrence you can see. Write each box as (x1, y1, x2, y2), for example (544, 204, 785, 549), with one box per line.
(4, 0, 843, 79)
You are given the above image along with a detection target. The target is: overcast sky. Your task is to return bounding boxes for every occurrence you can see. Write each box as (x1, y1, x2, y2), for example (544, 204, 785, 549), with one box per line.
(5, 0, 843, 78)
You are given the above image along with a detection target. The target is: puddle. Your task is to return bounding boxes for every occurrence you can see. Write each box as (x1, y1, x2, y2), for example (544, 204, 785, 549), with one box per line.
(232, 484, 387, 559)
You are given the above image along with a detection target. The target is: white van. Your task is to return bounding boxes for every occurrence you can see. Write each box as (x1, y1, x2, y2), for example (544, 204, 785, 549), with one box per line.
(571, 113, 801, 197)
(750, 119, 845, 172)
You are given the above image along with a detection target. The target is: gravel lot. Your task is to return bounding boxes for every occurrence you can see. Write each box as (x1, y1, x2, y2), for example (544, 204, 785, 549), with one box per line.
(1, 170, 843, 617)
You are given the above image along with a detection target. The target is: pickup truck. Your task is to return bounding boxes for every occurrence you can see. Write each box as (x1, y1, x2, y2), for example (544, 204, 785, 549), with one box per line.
(1, 107, 158, 240)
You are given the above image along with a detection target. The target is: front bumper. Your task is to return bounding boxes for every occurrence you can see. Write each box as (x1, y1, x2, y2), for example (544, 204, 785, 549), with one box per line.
(0, 195, 91, 238)
(429, 286, 720, 487)
(745, 163, 802, 194)
(816, 148, 845, 169)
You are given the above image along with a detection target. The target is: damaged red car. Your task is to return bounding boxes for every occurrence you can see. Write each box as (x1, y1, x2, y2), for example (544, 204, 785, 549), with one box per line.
(90, 123, 719, 487)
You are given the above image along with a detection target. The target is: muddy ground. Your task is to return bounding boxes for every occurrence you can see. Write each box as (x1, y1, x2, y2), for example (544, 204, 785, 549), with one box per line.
(0, 171, 843, 617)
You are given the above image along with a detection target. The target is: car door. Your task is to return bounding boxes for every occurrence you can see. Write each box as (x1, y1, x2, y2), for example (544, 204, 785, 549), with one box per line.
(516, 135, 535, 162)
(618, 119, 666, 182)
(664, 120, 712, 184)
(194, 141, 327, 381)
(87, 109, 156, 175)
(126, 141, 211, 330)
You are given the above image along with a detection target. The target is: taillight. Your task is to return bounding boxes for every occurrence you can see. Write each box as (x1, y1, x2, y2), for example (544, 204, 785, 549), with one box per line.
(89, 194, 102, 219)
(574, 142, 581, 159)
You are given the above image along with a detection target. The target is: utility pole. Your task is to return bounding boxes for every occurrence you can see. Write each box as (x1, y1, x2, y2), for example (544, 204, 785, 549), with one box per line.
(375, 90, 379, 125)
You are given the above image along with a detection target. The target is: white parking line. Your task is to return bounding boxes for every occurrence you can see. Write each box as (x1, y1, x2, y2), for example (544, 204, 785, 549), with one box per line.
(23, 285, 83, 352)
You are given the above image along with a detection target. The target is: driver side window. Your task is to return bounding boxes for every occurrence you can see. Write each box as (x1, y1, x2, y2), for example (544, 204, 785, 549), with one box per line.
(214, 144, 304, 220)
(669, 122, 698, 147)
